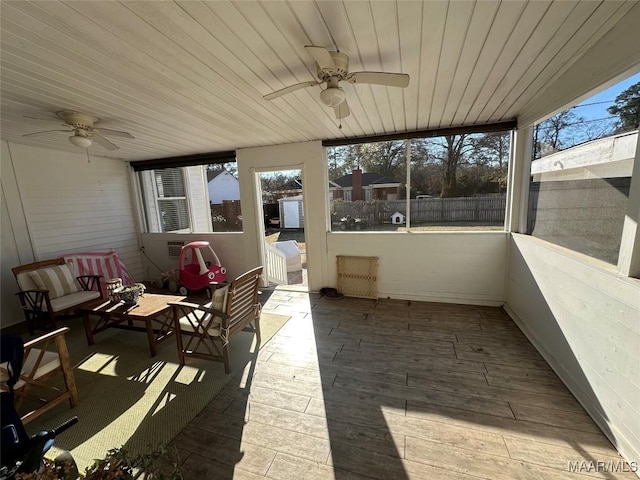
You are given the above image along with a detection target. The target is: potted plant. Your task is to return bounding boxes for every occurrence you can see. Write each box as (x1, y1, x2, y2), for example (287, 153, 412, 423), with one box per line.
(113, 283, 146, 305)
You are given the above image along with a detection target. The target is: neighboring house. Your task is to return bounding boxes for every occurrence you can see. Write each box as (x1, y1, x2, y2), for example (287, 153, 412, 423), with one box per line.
(207, 169, 240, 204)
(330, 169, 403, 201)
(268, 178, 303, 202)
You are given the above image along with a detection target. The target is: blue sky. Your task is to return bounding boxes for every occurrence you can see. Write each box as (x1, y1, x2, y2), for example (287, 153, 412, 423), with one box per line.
(572, 71, 640, 122)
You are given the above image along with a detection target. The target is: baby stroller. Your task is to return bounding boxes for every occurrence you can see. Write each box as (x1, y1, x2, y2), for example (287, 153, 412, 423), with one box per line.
(1, 335, 78, 480)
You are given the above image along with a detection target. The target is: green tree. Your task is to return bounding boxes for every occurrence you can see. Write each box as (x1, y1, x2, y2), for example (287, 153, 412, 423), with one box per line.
(470, 132, 510, 193)
(358, 141, 406, 180)
(607, 81, 640, 133)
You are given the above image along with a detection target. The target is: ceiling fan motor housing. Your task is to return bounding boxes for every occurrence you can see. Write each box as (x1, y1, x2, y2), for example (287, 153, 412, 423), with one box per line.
(57, 110, 97, 130)
(317, 51, 349, 80)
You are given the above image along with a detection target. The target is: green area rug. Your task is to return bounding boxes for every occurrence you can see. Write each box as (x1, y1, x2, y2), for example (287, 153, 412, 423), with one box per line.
(25, 312, 290, 472)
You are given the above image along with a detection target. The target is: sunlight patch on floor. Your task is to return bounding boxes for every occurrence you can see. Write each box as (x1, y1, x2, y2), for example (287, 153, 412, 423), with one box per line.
(76, 353, 119, 375)
(174, 366, 206, 385)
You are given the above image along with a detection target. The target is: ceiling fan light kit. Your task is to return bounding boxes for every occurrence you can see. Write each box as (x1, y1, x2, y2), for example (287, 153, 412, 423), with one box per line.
(263, 45, 410, 120)
(320, 86, 346, 108)
(68, 134, 92, 148)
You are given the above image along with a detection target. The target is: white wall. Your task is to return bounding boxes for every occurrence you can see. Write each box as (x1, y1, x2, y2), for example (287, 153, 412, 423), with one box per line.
(505, 234, 640, 465)
(208, 172, 240, 204)
(1, 142, 143, 327)
(531, 131, 636, 182)
(237, 141, 330, 292)
(139, 232, 246, 285)
(328, 232, 507, 305)
(236, 141, 508, 303)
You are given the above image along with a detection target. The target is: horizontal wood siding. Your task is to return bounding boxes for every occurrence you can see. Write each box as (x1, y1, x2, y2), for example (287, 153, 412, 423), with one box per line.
(9, 143, 143, 281)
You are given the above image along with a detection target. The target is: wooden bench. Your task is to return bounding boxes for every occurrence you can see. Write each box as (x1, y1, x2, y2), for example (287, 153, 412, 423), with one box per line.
(12, 258, 104, 334)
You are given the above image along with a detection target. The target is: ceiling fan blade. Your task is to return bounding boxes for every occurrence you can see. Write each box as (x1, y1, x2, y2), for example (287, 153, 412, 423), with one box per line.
(264, 81, 320, 101)
(92, 133, 119, 151)
(305, 46, 336, 70)
(23, 130, 72, 137)
(23, 114, 60, 122)
(346, 71, 410, 88)
(334, 100, 350, 120)
(95, 127, 135, 139)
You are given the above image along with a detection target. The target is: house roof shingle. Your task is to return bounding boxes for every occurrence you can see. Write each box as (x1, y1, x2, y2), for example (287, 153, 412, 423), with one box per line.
(332, 172, 400, 188)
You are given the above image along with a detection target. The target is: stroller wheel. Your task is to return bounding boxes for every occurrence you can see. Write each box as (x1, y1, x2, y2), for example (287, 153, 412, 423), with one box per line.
(168, 280, 178, 293)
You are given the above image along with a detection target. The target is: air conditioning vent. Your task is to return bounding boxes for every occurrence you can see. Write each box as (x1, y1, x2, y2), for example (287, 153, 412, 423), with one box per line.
(168, 241, 185, 258)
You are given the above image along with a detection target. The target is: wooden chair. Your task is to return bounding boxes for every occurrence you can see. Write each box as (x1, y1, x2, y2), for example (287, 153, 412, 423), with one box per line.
(12, 258, 103, 334)
(0, 327, 79, 424)
(170, 266, 263, 373)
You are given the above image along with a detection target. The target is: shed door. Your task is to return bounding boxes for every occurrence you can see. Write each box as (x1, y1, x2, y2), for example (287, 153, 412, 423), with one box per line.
(283, 202, 300, 228)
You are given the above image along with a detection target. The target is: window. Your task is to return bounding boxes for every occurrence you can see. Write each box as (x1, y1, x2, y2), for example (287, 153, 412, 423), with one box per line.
(527, 74, 639, 265)
(326, 129, 511, 232)
(138, 168, 190, 233)
(137, 161, 243, 233)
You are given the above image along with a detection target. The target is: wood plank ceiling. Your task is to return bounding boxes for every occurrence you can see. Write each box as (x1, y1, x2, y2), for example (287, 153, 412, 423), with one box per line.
(0, 1, 636, 162)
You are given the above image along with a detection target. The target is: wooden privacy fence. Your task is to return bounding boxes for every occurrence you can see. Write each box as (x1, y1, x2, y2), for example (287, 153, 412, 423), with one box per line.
(332, 195, 506, 225)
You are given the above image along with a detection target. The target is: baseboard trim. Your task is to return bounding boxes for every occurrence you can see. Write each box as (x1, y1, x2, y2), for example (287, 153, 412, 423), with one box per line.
(504, 304, 640, 473)
(377, 291, 504, 307)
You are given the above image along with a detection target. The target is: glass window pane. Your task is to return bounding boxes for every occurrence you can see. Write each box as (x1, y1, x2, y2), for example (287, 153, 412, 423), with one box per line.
(327, 140, 406, 232)
(155, 168, 185, 197)
(409, 133, 508, 231)
(327, 132, 510, 233)
(207, 162, 242, 232)
(137, 161, 243, 234)
(527, 74, 639, 264)
(158, 198, 189, 232)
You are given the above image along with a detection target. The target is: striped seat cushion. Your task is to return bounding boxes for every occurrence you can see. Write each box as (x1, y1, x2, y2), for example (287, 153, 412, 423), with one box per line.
(29, 264, 80, 299)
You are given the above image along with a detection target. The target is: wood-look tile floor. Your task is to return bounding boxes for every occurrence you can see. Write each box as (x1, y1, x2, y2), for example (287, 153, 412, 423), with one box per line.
(171, 289, 635, 479)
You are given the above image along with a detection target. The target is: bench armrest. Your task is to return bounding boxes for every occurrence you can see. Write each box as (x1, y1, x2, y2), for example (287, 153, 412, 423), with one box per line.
(77, 275, 103, 297)
(23, 327, 70, 350)
(15, 289, 53, 312)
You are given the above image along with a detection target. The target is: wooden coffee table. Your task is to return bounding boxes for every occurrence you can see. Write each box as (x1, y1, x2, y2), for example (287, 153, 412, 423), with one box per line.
(80, 293, 185, 357)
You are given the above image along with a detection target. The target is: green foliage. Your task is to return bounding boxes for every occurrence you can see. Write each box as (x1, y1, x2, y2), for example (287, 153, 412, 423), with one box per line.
(607, 81, 640, 133)
(327, 131, 511, 198)
(327, 141, 407, 181)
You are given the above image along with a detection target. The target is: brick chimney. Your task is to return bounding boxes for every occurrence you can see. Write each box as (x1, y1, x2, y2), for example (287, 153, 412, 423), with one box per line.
(352, 168, 363, 201)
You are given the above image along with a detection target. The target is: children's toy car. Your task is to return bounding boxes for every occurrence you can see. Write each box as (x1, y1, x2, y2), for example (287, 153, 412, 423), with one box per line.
(178, 241, 227, 297)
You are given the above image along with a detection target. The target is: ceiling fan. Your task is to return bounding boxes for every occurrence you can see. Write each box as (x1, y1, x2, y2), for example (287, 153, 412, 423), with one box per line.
(263, 46, 410, 120)
(22, 110, 135, 151)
